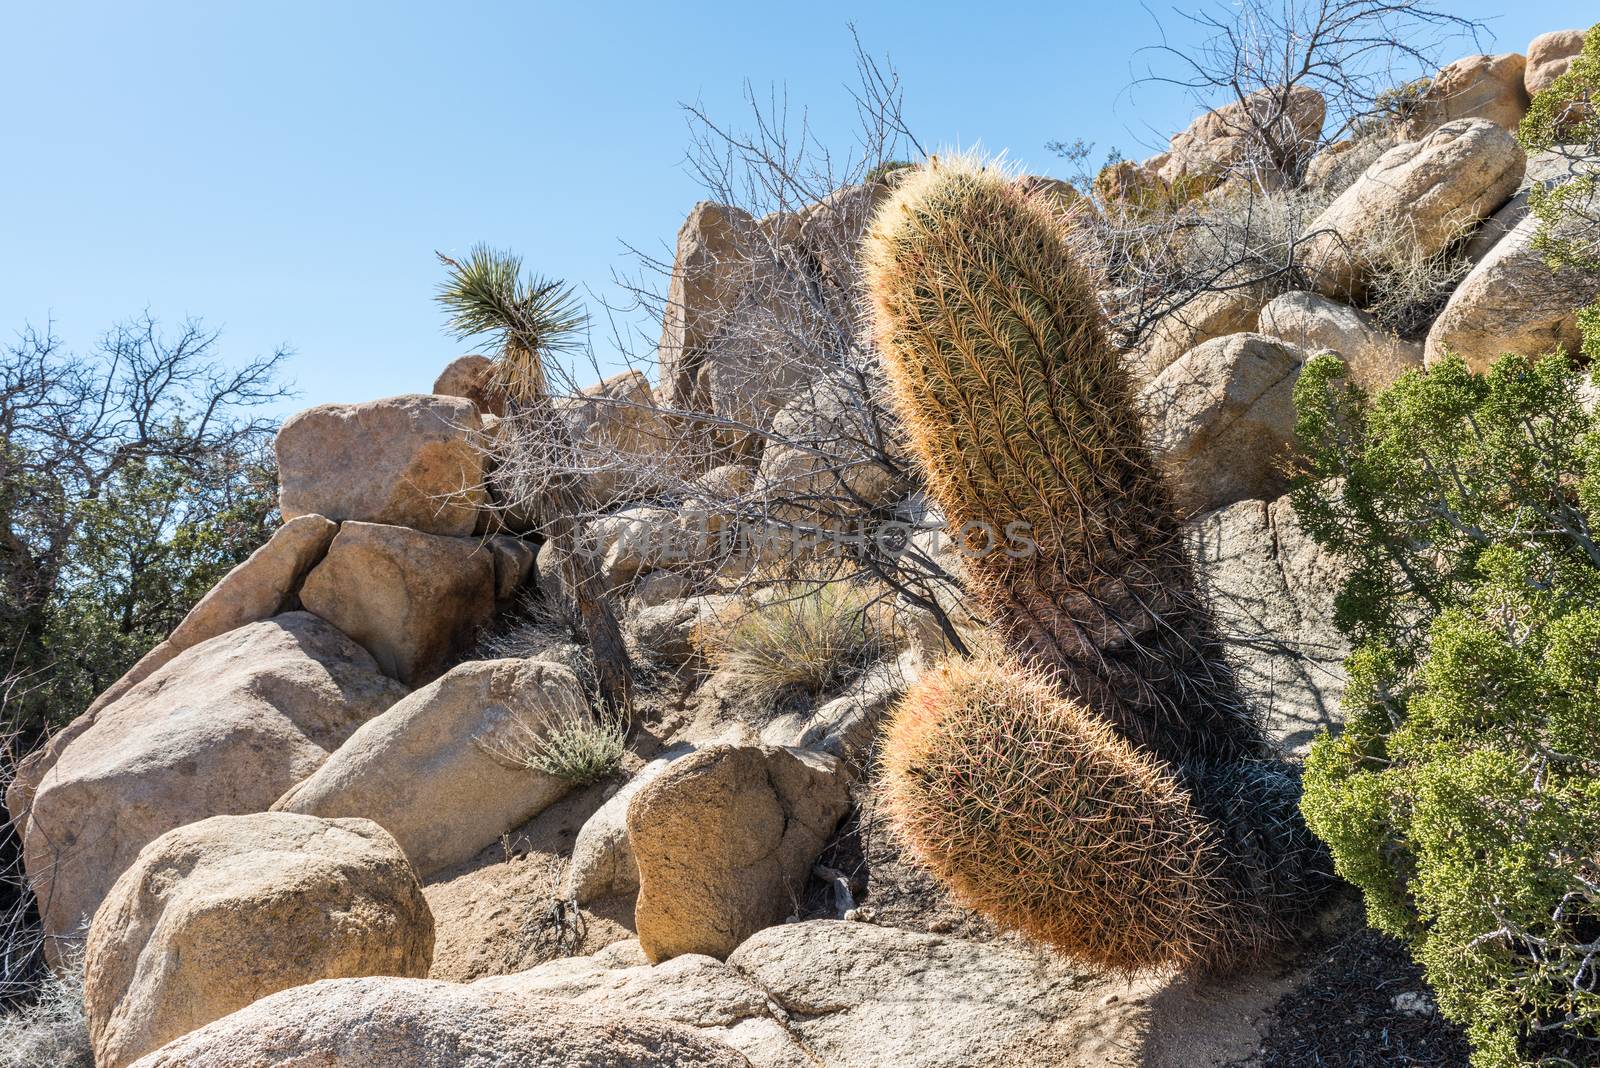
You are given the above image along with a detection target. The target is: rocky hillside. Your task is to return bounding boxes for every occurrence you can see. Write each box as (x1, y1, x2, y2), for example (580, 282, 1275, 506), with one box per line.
(4, 23, 1597, 1068)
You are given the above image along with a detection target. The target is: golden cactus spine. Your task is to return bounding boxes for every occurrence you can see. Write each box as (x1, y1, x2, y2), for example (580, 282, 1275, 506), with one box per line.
(861, 157, 1257, 766)
(864, 157, 1329, 971)
(882, 654, 1226, 969)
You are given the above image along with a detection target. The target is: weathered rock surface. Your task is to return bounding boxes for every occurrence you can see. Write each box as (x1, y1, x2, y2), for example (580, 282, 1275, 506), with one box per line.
(1526, 29, 1586, 96)
(658, 188, 893, 459)
(127, 977, 752, 1068)
(560, 369, 675, 507)
(1303, 132, 1397, 195)
(693, 462, 757, 501)
(1188, 493, 1351, 755)
(564, 750, 688, 905)
(630, 595, 733, 666)
(277, 394, 488, 536)
(1157, 85, 1326, 186)
(274, 658, 587, 877)
(699, 330, 814, 459)
(629, 743, 851, 962)
(726, 921, 1094, 1068)
(21, 613, 406, 956)
(1426, 178, 1600, 369)
(1300, 119, 1525, 299)
(655, 197, 810, 455)
(633, 568, 693, 609)
(584, 506, 721, 589)
(1094, 159, 1171, 214)
(5, 517, 341, 829)
(1460, 147, 1599, 263)
(657, 201, 763, 415)
(86, 813, 432, 1068)
(755, 381, 902, 525)
(794, 178, 896, 296)
(168, 514, 338, 652)
(477, 941, 806, 1067)
(1257, 290, 1422, 391)
(300, 521, 497, 685)
(760, 649, 919, 766)
(433, 355, 506, 417)
(1142, 332, 1308, 515)
(488, 534, 537, 601)
(896, 495, 979, 668)
(593, 506, 682, 586)
(469, 920, 1114, 1068)
(1134, 286, 1268, 380)
(1405, 52, 1530, 135)
(457, 917, 1306, 1068)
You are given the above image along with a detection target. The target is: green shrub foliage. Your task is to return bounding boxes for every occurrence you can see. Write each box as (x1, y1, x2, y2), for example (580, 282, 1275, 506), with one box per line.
(1295, 348, 1600, 1067)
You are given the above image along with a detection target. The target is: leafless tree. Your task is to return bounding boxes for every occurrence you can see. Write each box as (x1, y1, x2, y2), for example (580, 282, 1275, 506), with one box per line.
(478, 35, 978, 662)
(1071, 0, 1488, 351)
(0, 318, 287, 1003)
(1135, 0, 1484, 174)
(0, 317, 288, 721)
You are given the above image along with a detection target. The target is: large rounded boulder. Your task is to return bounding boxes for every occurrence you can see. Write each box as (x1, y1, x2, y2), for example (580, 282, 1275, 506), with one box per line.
(85, 813, 433, 1068)
(127, 977, 752, 1068)
(20, 613, 407, 958)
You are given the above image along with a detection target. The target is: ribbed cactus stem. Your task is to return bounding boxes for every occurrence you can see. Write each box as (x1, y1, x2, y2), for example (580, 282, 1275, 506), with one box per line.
(881, 654, 1319, 971)
(862, 156, 1258, 766)
(866, 157, 1330, 972)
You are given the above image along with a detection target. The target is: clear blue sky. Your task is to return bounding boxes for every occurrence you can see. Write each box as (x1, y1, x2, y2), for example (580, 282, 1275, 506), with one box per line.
(1, 1, 1587, 414)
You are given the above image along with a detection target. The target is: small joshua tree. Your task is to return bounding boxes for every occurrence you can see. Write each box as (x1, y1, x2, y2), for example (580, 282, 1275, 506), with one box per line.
(865, 156, 1329, 972)
(436, 247, 633, 711)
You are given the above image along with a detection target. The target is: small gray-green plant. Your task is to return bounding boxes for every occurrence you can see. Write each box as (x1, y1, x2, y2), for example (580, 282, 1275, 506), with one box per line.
(482, 690, 626, 787)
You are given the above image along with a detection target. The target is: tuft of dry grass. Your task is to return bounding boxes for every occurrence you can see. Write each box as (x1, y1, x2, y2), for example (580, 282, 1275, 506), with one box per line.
(0, 961, 91, 1068)
(695, 580, 891, 705)
(1356, 220, 1473, 337)
(478, 689, 626, 787)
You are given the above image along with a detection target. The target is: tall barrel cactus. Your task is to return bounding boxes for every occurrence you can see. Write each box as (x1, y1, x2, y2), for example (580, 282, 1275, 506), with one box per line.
(861, 157, 1255, 768)
(864, 156, 1328, 971)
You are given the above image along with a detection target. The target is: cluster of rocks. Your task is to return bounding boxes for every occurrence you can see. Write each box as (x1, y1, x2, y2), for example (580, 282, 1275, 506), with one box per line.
(1130, 29, 1598, 753)
(1143, 120, 1596, 517)
(4, 348, 927, 1065)
(8, 26, 1597, 1068)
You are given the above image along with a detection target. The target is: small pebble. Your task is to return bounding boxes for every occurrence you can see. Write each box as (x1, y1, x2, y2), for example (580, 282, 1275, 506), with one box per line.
(1391, 991, 1435, 1016)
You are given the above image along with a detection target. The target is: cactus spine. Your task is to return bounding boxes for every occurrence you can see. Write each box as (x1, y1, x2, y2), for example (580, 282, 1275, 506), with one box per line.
(864, 156, 1327, 970)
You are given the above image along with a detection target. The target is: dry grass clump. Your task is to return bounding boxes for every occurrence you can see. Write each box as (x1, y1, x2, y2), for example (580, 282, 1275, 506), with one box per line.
(1357, 220, 1474, 336)
(0, 962, 91, 1068)
(1175, 184, 1319, 289)
(696, 581, 891, 705)
(479, 690, 626, 786)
